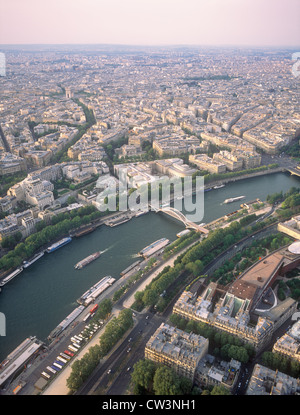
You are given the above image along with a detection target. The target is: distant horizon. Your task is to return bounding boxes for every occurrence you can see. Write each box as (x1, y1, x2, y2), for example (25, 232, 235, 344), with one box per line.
(1, 0, 299, 48)
(1, 43, 299, 50)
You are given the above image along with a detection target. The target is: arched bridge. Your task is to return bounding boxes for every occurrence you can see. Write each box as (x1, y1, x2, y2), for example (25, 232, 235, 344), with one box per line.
(151, 205, 209, 234)
(286, 167, 300, 178)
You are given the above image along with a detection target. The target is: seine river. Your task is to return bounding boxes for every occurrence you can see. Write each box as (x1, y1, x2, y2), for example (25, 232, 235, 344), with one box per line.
(0, 171, 300, 361)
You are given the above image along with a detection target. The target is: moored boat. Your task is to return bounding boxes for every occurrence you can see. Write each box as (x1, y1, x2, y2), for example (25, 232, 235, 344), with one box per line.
(23, 252, 44, 268)
(46, 237, 72, 253)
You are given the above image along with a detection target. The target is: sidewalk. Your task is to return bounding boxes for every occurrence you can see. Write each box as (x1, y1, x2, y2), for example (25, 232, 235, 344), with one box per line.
(123, 239, 200, 309)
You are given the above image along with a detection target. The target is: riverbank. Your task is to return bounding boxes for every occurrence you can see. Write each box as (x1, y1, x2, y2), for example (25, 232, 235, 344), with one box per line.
(0, 165, 285, 277)
(122, 238, 201, 310)
(204, 166, 284, 190)
(1, 171, 300, 365)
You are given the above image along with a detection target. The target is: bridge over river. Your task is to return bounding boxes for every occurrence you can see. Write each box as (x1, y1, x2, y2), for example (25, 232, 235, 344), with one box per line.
(151, 205, 209, 234)
(285, 167, 300, 178)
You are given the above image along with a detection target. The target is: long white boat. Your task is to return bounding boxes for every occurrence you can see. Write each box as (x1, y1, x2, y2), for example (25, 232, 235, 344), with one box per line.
(224, 196, 245, 204)
(176, 229, 191, 238)
(135, 210, 148, 217)
(0, 268, 23, 287)
(23, 252, 44, 268)
(77, 276, 116, 306)
(139, 238, 169, 258)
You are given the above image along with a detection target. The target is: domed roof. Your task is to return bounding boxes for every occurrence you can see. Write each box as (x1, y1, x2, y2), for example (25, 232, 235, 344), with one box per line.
(288, 241, 300, 254)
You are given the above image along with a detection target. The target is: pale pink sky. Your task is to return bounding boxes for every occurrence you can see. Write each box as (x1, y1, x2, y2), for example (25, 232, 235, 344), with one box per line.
(0, 0, 299, 46)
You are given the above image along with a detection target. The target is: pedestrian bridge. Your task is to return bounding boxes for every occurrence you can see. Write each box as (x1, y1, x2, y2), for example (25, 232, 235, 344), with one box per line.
(151, 205, 209, 234)
(286, 168, 300, 178)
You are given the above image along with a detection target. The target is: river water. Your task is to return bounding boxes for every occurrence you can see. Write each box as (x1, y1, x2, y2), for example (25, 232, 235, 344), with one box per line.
(0, 171, 299, 360)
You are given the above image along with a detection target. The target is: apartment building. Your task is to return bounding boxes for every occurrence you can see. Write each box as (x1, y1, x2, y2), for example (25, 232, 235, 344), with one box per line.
(153, 158, 197, 178)
(153, 137, 200, 157)
(231, 149, 261, 169)
(212, 150, 244, 171)
(145, 323, 209, 381)
(115, 144, 145, 159)
(272, 320, 300, 363)
(0, 152, 27, 175)
(195, 355, 241, 391)
(23, 150, 52, 168)
(246, 364, 300, 395)
(189, 154, 226, 174)
(278, 217, 300, 240)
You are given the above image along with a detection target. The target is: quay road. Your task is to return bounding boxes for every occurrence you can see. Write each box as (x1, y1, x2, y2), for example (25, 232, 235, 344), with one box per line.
(75, 223, 281, 396)
(76, 311, 164, 395)
(5, 212, 279, 395)
(9, 233, 200, 396)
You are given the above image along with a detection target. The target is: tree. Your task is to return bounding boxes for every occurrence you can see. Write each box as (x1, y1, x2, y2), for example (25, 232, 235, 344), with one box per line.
(134, 291, 144, 303)
(262, 351, 274, 368)
(131, 359, 156, 391)
(67, 196, 77, 205)
(220, 344, 231, 360)
(228, 345, 249, 364)
(185, 320, 198, 333)
(179, 376, 193, 394)
(185, 259, 204, 277)
(14, 242, 26, 258)
(153, 366, 181, 395)
(224, 234, 235, 248)
(169, 314, 183, 327)
(94, 298, 112, 320)
(214, 331, 222, 347)
(290, 359, 300, 378)
(1, 235, 17, 249)
(210, 385, 231, 395)
(143, 289, 159, 307)
(36, 220, 46, 232)
(66, 360, 85, 391)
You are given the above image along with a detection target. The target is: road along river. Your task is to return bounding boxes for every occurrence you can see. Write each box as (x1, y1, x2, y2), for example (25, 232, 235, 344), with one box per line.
(0, 171, 299, 361)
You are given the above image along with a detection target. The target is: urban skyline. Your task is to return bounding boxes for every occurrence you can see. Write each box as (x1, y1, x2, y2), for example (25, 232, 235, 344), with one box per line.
(1, 0, 300, 400)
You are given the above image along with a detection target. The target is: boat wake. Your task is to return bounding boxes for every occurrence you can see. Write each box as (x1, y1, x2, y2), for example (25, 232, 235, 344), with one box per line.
(103, 242, 117, 252)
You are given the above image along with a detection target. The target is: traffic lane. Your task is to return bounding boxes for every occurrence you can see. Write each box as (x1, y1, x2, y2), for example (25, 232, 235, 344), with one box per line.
(87, 313, 160, 395)
(234, 316, 295, 395)
(98, 317, 157, 394)
(106, 315, 162, 395)
(233, 366, 250, 395)
(77, 314, 155, 395)
(76, 318, 143, 394)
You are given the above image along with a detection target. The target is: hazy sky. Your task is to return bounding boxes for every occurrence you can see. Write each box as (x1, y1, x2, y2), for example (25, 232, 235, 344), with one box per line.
(0, 0, 299, 46)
